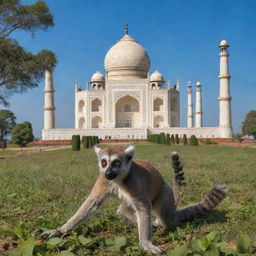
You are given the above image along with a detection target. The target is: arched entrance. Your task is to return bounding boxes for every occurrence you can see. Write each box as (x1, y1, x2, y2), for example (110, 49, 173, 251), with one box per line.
(115, 95, 140, 128)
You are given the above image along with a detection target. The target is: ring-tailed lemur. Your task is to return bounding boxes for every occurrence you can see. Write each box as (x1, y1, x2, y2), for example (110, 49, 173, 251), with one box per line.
(41, 144, 227, 254)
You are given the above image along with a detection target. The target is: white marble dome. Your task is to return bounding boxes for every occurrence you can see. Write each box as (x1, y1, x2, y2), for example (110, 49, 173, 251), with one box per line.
(104, 34, 150, 80)
(150, 70, 163, 81)
(91, 71, 105, 82)
(219, 40, 229, 47)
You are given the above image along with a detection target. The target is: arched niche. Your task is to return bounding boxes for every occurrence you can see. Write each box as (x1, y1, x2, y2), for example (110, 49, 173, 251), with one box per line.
(91, 98, 102, 112)
(154, 115, 163, 128)
(115, 95, 140, 128)
(153, 98, 163, 111)
(91, 116, 102, 128)
(79, 117, 85, 128)
(171, 98, 177, 111)
(78, 100, 85, 113)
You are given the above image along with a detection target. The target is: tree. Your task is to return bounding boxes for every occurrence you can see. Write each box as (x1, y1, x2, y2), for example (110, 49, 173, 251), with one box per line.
(242, 110, 256, 139)
(0, 109, 16, 140)
(11, 121, 34, 146)
(0, 0, 55, 106)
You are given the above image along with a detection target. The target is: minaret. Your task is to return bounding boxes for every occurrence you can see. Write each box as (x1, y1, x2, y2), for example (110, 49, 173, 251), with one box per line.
(218, 40, 232, 138)
(43, 70, 55, 129)
(195, 81, 202, 127)
(187, 81, 193, 128)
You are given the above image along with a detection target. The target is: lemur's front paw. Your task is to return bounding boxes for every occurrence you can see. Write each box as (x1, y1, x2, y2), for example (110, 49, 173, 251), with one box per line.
(40, 229, 62, 239)
(141, 242, 165, 254)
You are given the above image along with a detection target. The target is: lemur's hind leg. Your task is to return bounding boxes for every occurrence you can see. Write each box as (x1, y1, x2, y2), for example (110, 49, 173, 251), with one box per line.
(152, 183, 177, 229)
(117, 202, 137, 224)
(171, 152, 186, 206)
(174, 184, 228, 226)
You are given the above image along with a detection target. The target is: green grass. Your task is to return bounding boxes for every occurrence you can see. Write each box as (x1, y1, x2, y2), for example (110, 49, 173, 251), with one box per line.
(0, 143, 255, 255)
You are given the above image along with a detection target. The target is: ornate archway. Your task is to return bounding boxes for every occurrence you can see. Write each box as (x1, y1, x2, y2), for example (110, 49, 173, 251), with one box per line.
(115, 95, 140, 128)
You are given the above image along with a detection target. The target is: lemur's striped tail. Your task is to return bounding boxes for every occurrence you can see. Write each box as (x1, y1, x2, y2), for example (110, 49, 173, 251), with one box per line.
(171, 152, 186, 205)
(174, 184, 228, 225)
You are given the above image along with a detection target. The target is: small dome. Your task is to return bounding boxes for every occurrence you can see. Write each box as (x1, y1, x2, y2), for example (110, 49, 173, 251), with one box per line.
(91, 71, 105, 82)
(150, 70, 163, 81)
(196, 81, 201, 87)
(104, 34, 150, 80)
(219, 40, 229, 47)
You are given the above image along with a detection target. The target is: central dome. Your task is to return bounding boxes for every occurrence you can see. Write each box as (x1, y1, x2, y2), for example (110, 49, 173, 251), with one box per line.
(104, 34, 150, 80)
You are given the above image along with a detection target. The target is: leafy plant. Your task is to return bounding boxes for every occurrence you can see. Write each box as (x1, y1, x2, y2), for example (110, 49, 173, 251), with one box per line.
(203, 139, 218, 145)
(171, 134, 175, 144)
(166, 133, 171, 145)
(182, 134, 187, 145)
(175, 134, 179, 144)
(11, 121, 34, 147)
(189, 135, 198, 146)
(105, 236, 127, 251)
(71, 135, 80, 151)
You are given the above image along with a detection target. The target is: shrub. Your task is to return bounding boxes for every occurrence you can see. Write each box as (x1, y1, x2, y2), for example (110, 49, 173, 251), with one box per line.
(72, 135, 80, 151)
(170, 134, 175, 144)
(159, 133, 166, 144)
(183, 134, 188, 145)
(82, 136, 87, 149)
(190, 135, 198, 146)
(166, 134, 170, 145)
(152, 134, 157, 143)
(157, 134, 161, 144)
(175, 134, 179, 144)
(203, 139, 218, 145)
(85, 136, 90, 148)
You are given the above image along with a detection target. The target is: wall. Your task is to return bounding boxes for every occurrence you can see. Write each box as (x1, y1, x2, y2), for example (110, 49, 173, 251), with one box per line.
(42, 127, 220, 140)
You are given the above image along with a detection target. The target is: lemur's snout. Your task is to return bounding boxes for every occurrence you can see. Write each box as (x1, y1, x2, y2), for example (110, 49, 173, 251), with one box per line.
(105, 168, 118, 180)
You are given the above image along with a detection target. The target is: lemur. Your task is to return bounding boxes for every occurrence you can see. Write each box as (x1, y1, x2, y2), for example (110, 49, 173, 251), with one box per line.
(41, 144, 227, 254)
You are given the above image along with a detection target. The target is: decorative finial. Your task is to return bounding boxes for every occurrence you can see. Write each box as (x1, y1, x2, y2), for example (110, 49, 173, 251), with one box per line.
(176, 78, 180, 91)
(167, 79, 171, 90)
(125, 22, 128, 34)
(75, 80, 78, 91)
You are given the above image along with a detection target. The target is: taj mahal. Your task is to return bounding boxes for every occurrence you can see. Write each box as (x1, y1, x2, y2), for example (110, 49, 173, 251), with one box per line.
(42, 25, 233, 141)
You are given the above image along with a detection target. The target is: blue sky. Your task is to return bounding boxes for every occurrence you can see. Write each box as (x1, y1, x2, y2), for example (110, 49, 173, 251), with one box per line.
(8, 0, 256, 138)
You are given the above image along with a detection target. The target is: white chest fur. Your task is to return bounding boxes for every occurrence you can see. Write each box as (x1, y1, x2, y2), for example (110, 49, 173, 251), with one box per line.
(111, 184, 134, 209)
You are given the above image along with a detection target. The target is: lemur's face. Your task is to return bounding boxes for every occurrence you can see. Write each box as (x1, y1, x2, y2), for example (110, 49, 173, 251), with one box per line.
(94, 145, 134, 181)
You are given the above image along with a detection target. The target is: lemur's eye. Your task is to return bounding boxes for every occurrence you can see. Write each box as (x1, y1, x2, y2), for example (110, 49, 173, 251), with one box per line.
(101, 159, 107, 168)
(112, 160, 121, 167)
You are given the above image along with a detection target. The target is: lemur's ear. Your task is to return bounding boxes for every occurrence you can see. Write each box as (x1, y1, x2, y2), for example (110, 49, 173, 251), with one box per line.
(94, 145, 101, 157)
(124, 145, 135, 163)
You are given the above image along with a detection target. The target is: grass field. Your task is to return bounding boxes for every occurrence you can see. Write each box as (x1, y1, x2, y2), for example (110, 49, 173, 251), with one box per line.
(0, 142, 255, 255)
